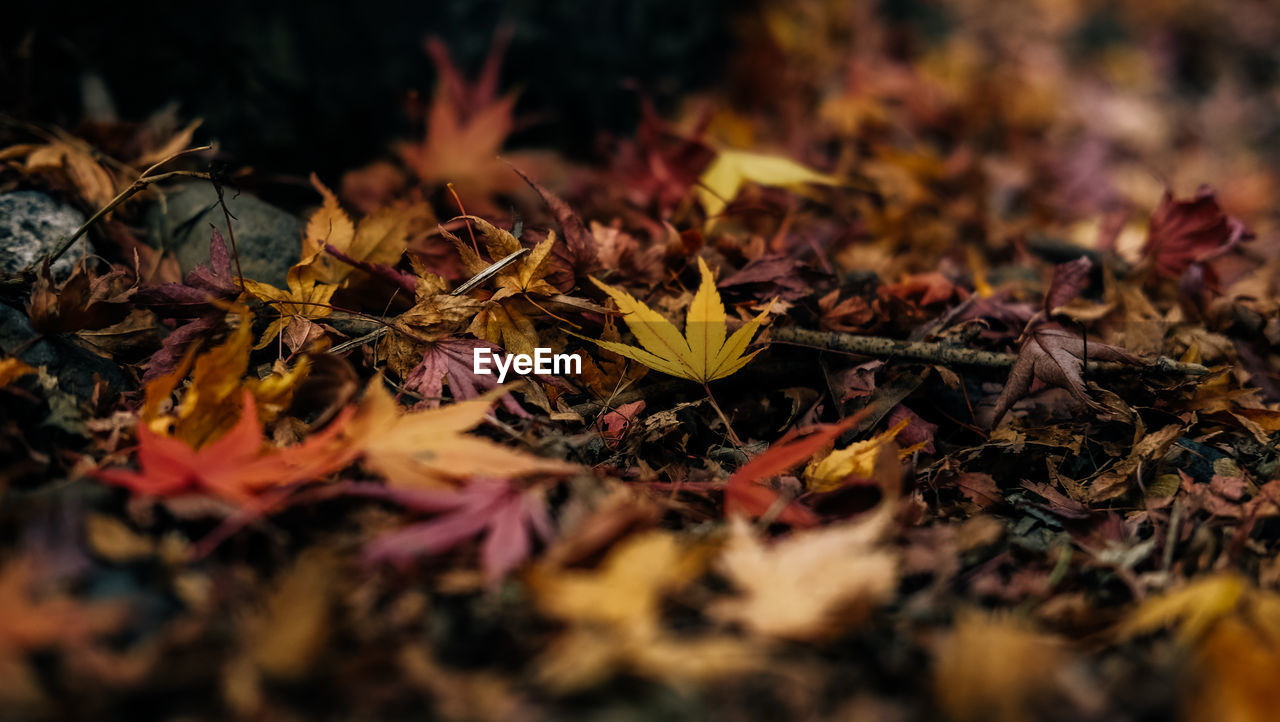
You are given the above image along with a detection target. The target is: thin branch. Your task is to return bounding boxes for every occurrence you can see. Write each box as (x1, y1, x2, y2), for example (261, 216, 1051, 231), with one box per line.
(767, 327, 1211, 376)
(29, 146, 214, 273)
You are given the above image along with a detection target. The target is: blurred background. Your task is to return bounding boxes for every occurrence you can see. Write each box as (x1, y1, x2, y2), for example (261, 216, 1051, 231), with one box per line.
(2, 0, 740, 189)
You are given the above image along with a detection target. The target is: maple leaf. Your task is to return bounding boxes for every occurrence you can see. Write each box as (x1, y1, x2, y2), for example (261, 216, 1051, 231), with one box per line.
(585, 257, 772, 383)
(985, 258, 1138, 427)
(296, 174, 432, 287)
(400, 336, 527, 416)
(723, 411, 867, 525)
(141, 308, 310, 447)
(1118, 573, 1253, 644)
(95, 391, 357, 505)
(526, 530, 758, 692)
(511, 166, 600, 283)
(934, 612, 1076, 722)
(396, 33, 528, 199)
(710, 506, 898, 640)
(445, 215, 559, 299)
(343, 379, 576, 488)
(26, 258, 135, 335)
(349, 479, 553, 584)
(242, 266, 338, 352)
(135, 228, 241, 315)
(1144, 185, 1252, 282)
(0, 139, 117, 208)
(696, 149, 839, 224)
(0, 558, 128, 706)
(439, 214, 560, 356)
(135, 228, 244, 381)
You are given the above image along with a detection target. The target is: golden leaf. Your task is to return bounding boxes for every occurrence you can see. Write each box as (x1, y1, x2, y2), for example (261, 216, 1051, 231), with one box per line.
(1119, 574, 1247, 644)
(697, 149, 839, 223)
(804, 417, 910, 492)
(527, 531, 757, 692)
(242, 266, 338, 351)
(141, 309, 309, 447)
(3, 140, 117, 208)
(935, 612, 1073, 722)
(445, 216, 560, 299)
(0, 358, 36, 388)
(344, 379, 576, 488)
(584, 257, 771, 383)
(297, 174, 431, 286)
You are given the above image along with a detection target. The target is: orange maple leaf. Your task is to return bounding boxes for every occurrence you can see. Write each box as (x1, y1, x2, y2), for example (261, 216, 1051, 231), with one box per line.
(95, 392, 357, 505)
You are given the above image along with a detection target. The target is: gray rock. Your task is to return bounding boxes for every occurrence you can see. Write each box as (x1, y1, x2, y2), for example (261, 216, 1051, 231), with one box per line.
(0, 192, 92, 279)
(148, 182, 300, 287)
(0, 302, 130, 400)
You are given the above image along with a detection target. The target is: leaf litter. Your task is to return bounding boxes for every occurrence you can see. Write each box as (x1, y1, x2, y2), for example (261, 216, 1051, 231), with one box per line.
(4, 2, 1280, 720)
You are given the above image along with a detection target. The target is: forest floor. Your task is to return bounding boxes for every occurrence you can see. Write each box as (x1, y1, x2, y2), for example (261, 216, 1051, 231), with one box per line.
(4, 2, 1280, 720)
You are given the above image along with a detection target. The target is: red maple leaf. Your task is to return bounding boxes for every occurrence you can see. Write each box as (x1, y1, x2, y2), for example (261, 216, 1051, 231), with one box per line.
(1144, 185, 1252, 283)
(93, 392, 357, 505)
(724, 411, 868, 526)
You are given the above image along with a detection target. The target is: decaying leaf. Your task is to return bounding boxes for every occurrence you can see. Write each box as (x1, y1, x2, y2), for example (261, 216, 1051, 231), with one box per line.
(297, 174, 432, 286)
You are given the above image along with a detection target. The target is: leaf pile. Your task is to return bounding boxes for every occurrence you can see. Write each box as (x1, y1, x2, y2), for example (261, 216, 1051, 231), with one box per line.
(5, 2, 1280, 720)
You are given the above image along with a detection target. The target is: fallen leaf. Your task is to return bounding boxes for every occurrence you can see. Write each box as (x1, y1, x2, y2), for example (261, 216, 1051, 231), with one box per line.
(585, 257, 772, 383)
(352, 479, 553, 584)
(95, 391, 357, 505)
(697, 149, 839, 223)
(710, 506, 897, 640)
(345, 378, 576, 488)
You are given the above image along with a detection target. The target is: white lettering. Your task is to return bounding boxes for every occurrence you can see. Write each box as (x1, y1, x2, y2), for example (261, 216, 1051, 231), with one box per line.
(474, 348, 492, 375)
(473, 348, 583, 380)
(512, 355, 532, 375)
(555, 352, 581, 375)
(493, 352, 514, 383)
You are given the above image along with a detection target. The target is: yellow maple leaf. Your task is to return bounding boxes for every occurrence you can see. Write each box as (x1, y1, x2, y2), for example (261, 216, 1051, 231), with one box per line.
(696, 149, 840, 224)
(343, 378, 576, 488)
(1119, 574, 1248, 644)
(142, 308, 309, 447)
(444, 215, 559, 299)
(297, 174, 431, 286)
(585, 257, 771, 383)
(242, 266, 338, 351)
(526, 531, 757, 692)
(804, 417, 912, 492)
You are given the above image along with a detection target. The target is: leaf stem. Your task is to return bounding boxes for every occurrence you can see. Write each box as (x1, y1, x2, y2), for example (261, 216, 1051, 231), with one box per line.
(703, 381, 744, 448)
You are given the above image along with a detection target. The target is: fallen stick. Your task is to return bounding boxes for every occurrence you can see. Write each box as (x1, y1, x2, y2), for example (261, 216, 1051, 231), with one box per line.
(767, 326, 1211, 376)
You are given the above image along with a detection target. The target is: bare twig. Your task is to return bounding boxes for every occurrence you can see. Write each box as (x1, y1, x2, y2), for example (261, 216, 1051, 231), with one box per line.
(29, 145, 214, 273)
(767, 327, 1211, 376)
